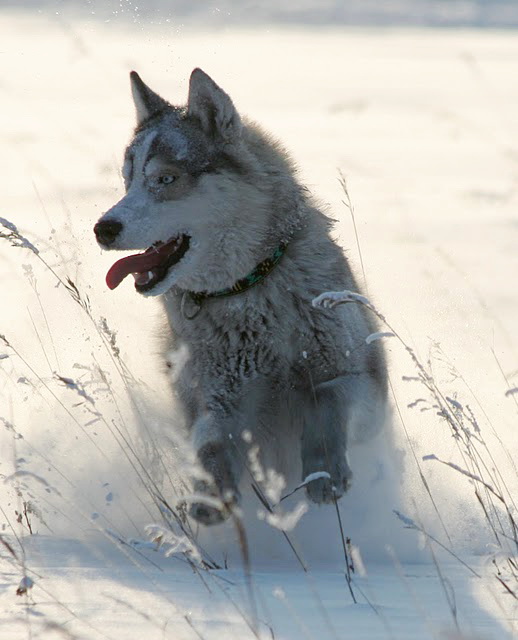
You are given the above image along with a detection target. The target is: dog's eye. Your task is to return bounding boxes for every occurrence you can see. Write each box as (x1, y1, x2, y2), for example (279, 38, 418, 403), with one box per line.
(157, 175, 176, 185)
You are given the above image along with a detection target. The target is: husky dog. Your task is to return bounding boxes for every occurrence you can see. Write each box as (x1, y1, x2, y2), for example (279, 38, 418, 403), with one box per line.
(94, 68, 387, 525)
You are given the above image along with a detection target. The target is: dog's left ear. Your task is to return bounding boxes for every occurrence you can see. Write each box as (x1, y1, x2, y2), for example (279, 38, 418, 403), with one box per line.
(130, 71, 169, 125)
(188, 68, 242, 143)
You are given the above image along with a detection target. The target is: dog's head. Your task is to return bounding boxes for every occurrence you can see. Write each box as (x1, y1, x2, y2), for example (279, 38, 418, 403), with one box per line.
(94, 68, 281, 297)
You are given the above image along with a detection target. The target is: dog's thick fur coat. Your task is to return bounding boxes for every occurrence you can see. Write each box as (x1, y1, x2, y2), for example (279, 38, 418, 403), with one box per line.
(94, 69, 387, 524)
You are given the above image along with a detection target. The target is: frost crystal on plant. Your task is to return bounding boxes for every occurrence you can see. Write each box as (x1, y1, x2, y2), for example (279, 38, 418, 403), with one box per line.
(264, 468, 287, 504)
(145, 524, 201, 564)
(365, 331, 395, 344)
(265, 502, 308, 532)
(312, 290, 371, 309)
(0, 217, 39, 254)
(16, 576, 34, 596)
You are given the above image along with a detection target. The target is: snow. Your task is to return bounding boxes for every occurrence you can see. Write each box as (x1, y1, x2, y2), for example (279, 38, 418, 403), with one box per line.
(365, 332, 396, 345)
(301, 471, 332, 486)
(1, 8, 518, 640)
(6, 0, 518, 28)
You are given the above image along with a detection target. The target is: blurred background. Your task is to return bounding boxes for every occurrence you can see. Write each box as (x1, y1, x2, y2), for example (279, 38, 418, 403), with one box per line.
(2, 0, 518, 27)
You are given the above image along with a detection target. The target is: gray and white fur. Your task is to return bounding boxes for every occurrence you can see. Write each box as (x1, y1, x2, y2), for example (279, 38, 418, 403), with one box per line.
(94, 68, 387, 525)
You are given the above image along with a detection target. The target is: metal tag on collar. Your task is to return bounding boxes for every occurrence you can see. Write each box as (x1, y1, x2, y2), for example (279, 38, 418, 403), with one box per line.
(181, 290, 202, 320)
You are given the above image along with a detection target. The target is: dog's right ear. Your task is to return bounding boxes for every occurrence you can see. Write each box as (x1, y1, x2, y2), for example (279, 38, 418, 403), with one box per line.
(130, 71, 169, 125)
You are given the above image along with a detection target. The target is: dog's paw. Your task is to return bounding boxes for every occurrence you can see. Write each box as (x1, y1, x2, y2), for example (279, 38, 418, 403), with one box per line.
(304, 464, 353, 505)
(189, 501, 230, 526)
(189, 480, 238, 526)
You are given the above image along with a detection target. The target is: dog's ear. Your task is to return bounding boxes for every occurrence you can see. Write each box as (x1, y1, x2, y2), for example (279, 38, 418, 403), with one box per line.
(188, 68, 241, 143)
(130, 71, 169, 125)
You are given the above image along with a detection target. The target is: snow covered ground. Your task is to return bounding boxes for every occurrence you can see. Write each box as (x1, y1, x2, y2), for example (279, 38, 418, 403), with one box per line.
(1, 9, 518, 639)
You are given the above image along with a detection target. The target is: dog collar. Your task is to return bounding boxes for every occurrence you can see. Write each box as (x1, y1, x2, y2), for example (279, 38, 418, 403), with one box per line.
(181, 242, 288, 319)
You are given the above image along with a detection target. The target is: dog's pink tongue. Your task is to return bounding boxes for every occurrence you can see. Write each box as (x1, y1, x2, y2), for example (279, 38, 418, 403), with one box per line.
(106, 250, 163, 290)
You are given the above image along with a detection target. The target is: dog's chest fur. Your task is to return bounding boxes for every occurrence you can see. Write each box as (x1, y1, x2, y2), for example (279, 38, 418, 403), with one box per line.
(161, 227, 367, 410)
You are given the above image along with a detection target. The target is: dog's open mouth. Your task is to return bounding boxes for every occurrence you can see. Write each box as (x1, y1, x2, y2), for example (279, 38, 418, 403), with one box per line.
(105, 234, 190, 292)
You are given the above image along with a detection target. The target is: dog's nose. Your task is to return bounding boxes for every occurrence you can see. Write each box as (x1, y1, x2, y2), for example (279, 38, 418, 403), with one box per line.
(94, 220, 123, 246)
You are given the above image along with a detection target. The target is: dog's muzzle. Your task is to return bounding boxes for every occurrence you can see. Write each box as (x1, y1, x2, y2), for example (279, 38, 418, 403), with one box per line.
(94, 219, 123, 247)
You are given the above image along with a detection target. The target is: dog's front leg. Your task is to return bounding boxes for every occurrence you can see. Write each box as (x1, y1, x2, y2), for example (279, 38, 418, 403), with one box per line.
(301, 377, 353, 504)
(189, 412, 243, 525)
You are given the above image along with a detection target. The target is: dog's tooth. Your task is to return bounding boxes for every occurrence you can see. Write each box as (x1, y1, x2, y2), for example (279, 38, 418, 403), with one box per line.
(132, 271, 154, 285)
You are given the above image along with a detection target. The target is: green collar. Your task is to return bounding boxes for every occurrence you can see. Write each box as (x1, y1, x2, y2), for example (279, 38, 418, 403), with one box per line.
(181, 242, 288, 319)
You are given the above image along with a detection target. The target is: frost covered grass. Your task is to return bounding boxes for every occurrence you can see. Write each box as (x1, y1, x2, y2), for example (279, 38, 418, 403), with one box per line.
(315, 285, 518, 588)
(313, 180, 518, 600)
(1, 13, 518, 639)
(1, 185, 517, 637)
(0, 219, 225, 565)
(0, 217, 256, 636)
